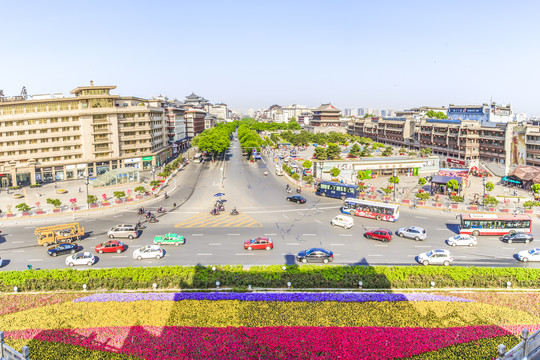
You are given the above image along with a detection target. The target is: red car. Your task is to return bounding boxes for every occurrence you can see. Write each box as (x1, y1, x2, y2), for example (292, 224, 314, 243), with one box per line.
(95, 240, 126, 254)
(364, 229, 393, 242)
(244, 237, 274, 251)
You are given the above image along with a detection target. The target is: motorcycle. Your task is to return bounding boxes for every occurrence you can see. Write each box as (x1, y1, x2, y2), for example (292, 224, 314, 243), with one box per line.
(296, 188, 302, 193)
(137, 208, 145, 215)
(148, 217, 159, 223)
(164, 193, 169, 199)
(210, 209, 220, 216)
(264, 171, 268, 176)
(136, 222, 146, 230)
(287, 188, 292, 194)
(230, 210, 239, 216)
(157, 208, 166, 214)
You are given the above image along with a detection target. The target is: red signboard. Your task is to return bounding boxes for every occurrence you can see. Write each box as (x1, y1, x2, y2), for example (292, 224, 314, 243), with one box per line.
(446, 158, 466, 166)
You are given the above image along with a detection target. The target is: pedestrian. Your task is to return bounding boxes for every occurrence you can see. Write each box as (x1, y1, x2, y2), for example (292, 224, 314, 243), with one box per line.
(54, 183, 58, 189)
(78, 187, 81, 193)
(27, 264, 32, 271)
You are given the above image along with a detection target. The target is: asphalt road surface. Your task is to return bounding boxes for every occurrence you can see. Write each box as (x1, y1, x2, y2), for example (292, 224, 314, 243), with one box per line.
(0, 139, 538, 271)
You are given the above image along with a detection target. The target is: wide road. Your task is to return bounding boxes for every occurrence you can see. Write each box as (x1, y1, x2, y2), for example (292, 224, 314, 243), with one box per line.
(0, 139, 538, 270)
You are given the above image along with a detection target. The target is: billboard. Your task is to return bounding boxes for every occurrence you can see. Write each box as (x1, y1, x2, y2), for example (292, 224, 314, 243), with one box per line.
(511, 131, 526, 166)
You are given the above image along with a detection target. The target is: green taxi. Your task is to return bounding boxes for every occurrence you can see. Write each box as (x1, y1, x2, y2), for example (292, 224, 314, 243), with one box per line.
(153, 233, 185, 246)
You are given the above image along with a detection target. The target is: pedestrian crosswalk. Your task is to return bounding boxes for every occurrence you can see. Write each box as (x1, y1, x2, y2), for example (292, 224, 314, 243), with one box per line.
(174, 213, 262, 228)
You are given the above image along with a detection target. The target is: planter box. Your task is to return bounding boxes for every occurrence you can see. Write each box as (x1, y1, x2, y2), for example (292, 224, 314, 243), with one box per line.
(417, 201, 426, 206)
(72, 206, 79, 211)
(489, 207, 497, 212)
(502, 208, 510, 213)
(102, 202, 110, 206)
(22, 212, 30, 216)
(383, 196, 391, 201)
(433, 203, 442, 207)
(6, 213, 13, 218)
(115, 200, 123, 204)
(136, 195, 143, 200)
(369, 195, 377, 200)
(402, 199, 410, 204)
(525, 209, 533, 214)
(90, 203, 99, 208)
(53, 208, 61, 213)
(469, 205, 478, 210)
(36, 210, 45, 215)
(451, 204, 459, 209)
(126, 198, 134, 202)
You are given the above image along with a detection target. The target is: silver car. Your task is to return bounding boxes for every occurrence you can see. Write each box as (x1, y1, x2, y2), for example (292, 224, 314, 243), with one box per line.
(418, 249, 453, 266)
(397, 226, 426, 241)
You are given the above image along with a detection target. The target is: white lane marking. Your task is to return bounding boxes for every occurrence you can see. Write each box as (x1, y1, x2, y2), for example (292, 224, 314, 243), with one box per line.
(314, 219, 323, 224)
(415, 216, 428, 219)
(12, 250, 24, 253)
(24, 226, 34, 229)
(227, 234, 240, 236)
(436, 228, 447, 231)
(367, 254, 383, 257)
(192, 234, 204, 236)
(111, 255, 127, 258)
(407, 255, 417, 257)
(28, 259, 43, 261)
(113, 214, 123, 218)
(374, 244, 388, 247)
(330, 243, 345, 246)
(414, 245, 431, 248)
(12, 241, 24, 244)
(87, 219, 96, 222)
(176, 212, 199, 214)
(87, 237, 96, 240)
(209, 243, 222, 246)
(302, 234, 316, 236)
(297, 212, 304, 216)
(339, 234, 353, 237)
(264, 233, 276, 236)
(282, 214, 289, 219)
(196, 253, 212, 256)
(502, 247, 516, 250)
(235, 253, 254, 256)
(4, 234, 12, 237)
(286, 243, 300, 246)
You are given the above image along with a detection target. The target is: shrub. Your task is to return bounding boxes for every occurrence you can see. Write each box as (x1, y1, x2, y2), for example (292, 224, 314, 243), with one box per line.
(113, 191, 126, 200)
(485, 181, 494, 192)
(303, 175, 314, 184)
(416, 193, 430, 200)
(483, 196, 499, 207)
(292, 173, 300, 180)
(15, 203, 31, 212)
(330, 167, 341, 178)
(382, 187, 392, 195)
(30, 183, 41, 188)
(134, 186, 146, 195)
(450, 195, 464, 203)
(150, 180, 161, 188)
(9, 185, 20, 190)
(46, 198, 61, 208)
(418, 178, 426, 186)
(87, 195, 98, 204)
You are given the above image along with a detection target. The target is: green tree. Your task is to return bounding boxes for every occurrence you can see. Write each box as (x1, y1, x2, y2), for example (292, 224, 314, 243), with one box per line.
(87, 195, 98, 204)
(313, 146, 327, 160)
(348, 143, 361, 158)
(484, 196, 499, 207)
(389, 176, 400, 185)
(408, 151, 417, 156)
(330, 167, 341, 178)
(436, 111, 447, 119)
(357, 170, 371, 181)
(46, 198, 61, 208)
(416, 192, 430, 200)
(485, 181, 494, 192)
(302, 160, 313, 170)
(150, 180, 161, 188)
(287, 118, 301, 130)
(532, 184, 540, 194)
(382, 146, 393, 157)
(15, 203, 31, 213)
(326, 143, 341, 159)
(426, 110, 437, 118)
(418, 178, 426, 186)
(134, 186, 146, 195)
(113, 191, 126, 200)
(420, 148, 432, 156)
(446, 179, 459, 193)
(360, 147, 372, 157)
(399, 146, 406, 153)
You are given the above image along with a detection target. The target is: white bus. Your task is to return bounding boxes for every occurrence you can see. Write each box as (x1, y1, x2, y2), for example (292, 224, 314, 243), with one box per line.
(341, 199, 400, 222)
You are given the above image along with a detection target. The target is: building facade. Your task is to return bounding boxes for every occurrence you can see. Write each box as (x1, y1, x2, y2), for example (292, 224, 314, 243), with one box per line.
(0, 82, 174, 187)
(447, 102, 512, 123)
(184, 109, 206, 138)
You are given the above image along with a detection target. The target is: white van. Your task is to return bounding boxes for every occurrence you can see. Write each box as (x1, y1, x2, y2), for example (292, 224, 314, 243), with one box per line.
(331, 215, 354, 229)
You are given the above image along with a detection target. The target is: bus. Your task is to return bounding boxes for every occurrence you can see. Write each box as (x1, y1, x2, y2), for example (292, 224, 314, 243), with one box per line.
(459, 214, 532, 236)
(315, 181, 359, 200)
(341, 199, 400, 222)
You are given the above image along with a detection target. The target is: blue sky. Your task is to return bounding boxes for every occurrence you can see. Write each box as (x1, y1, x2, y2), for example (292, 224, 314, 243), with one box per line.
(1, 0, 539, 115)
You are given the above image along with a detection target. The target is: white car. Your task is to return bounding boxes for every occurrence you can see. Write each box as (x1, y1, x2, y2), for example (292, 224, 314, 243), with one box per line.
(133, 245, 164, 260)
(65, 252, 95, 267)
(517, 248, 540, 262)
(417, 249, 453, 266)
(331, 215, 354, 229)
(397, 226, 426, 241)
(446, 235, 477, 247)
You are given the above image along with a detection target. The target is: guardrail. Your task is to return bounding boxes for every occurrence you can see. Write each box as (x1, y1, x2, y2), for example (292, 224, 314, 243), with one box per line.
(497, 328, 540, 360)
(0, 332, 29, 360)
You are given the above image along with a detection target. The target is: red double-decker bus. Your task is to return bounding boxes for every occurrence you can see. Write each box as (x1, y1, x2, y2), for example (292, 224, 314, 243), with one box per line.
(459, 214, 532, 236)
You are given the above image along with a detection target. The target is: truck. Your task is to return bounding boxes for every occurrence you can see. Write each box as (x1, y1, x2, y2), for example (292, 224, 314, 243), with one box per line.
(275, 168, 284, 176)
(35, 223, 85, 247)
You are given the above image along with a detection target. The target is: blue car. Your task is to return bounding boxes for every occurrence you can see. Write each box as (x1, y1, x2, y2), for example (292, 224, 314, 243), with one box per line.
(47, 243, 79, 257)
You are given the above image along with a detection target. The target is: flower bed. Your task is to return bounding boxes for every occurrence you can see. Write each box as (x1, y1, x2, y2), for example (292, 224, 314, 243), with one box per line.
(1, 291, 539, 360)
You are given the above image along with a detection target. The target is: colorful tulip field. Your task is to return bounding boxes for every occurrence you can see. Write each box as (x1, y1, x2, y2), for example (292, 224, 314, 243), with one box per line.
(1, 291, 539, 359)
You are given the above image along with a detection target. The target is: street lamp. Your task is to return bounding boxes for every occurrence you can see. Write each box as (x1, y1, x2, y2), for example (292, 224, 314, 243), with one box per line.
(85, 176, 89, 210)
(151, 166, 156, 183)
(393, 169, 397, 201)
(482, 176, 487, 209)
(319, 162, 324, 182)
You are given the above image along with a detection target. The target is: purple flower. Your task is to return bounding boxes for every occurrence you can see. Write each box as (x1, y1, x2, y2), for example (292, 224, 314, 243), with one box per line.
(74, 292, 473, 303)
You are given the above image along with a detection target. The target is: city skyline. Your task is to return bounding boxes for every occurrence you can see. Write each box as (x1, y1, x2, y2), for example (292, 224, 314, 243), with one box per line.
(1, 1, 540, 115)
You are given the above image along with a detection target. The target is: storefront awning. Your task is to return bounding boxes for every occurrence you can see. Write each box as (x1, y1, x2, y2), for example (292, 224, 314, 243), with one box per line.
(430, 175, 463, 185)
(502, 176, 522, 184)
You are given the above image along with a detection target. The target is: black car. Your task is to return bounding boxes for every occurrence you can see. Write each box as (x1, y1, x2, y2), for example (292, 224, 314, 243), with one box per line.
(502, 233, 534, 244)
(296, 248, 334, 264)
(47, 243, 79, 257)
(287, 195, 306, 204)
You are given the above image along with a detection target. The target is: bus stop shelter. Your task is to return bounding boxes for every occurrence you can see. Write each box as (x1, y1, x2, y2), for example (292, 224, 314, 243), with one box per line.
(430, 175, 463, 195)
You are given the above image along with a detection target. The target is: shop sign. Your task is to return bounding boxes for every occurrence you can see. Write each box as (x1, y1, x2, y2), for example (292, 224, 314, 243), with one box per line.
(142, 156, 153, 161)
(125, 157, 141, 164)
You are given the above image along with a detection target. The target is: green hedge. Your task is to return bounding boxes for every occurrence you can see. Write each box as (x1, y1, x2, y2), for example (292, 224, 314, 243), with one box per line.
(3, 265, 540, 292)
